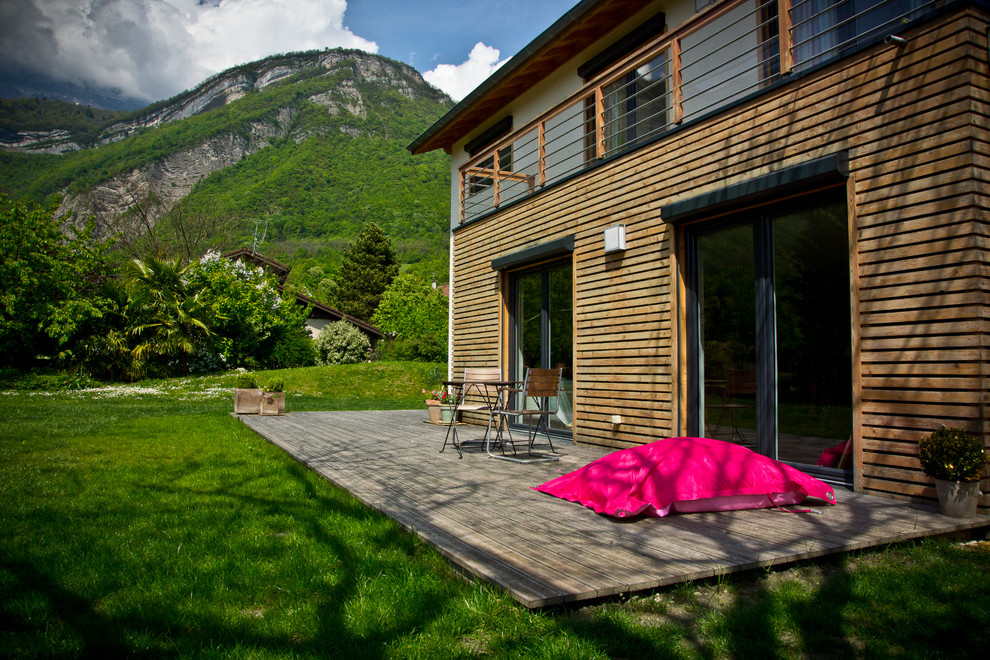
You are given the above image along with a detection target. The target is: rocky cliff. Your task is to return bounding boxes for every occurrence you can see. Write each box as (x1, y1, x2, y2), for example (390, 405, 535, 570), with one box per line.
(26, 49, 451, 237)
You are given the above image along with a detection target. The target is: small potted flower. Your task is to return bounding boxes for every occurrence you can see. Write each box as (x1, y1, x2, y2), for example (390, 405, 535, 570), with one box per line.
(918, 426, 987, 518)
(234, 372, 263, 414)
(260, 378, 286, 416)
(423, 387, 452, 424)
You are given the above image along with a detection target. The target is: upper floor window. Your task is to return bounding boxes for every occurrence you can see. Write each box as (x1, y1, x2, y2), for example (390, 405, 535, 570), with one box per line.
(601, 52, 671, 157)
(791, 0, 929, 69)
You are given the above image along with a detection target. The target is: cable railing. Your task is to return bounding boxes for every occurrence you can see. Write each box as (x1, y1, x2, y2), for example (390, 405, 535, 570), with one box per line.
(680, 0, 781, 120)
(459, 0, 936, 223)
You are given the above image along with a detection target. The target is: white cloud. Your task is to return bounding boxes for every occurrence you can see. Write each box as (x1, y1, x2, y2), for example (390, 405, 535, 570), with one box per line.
(0, 0, 378, 103)
(423, 42, 507, 102)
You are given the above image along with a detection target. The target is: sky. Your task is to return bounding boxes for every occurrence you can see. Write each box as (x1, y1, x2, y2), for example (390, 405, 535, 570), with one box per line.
(0, 0, 580, 105)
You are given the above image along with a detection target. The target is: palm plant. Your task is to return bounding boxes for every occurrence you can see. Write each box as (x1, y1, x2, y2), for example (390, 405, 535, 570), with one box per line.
(127, 256, 212, 377)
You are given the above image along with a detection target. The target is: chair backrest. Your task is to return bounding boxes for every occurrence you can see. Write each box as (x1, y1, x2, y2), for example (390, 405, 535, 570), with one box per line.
(463, 367, 501, 383)
(524, 368, 562, 399)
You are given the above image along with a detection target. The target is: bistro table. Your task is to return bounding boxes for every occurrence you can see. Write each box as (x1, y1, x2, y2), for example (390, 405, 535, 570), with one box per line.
(440, 378, 519, 458)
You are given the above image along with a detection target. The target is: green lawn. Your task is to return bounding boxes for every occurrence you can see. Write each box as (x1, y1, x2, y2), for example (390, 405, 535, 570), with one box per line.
(2, 363, 989, 658)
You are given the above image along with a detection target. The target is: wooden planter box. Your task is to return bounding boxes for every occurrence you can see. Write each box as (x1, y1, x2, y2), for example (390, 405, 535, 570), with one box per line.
(234, 388, 263, 414)
(260, 392, 286, 416)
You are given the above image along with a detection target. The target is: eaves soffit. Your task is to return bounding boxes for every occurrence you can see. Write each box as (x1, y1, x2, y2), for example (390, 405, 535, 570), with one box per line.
(411, 0, 652, 155)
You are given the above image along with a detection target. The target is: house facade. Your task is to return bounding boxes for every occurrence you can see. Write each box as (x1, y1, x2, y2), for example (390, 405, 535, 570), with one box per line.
(409, 0, 989, 506)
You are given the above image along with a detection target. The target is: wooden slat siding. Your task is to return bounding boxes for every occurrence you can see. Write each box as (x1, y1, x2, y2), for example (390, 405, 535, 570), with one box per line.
(447, 7, 990, 504)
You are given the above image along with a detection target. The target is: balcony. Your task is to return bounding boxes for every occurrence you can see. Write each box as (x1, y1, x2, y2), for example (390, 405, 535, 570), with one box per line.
(459, 0, 938, 224)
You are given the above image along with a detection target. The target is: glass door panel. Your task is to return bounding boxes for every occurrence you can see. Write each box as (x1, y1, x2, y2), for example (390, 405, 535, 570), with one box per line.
(690, 195, 852, 481)
(511, 262, 573, 434)
(773, 204, 852, 467)
(515, 272, 542, 373)
(698, 225, 757, 449)
(548, 266, 573, 430)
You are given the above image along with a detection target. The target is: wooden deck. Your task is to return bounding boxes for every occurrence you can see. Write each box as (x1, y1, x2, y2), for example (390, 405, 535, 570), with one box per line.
(237, 410, 990, 609)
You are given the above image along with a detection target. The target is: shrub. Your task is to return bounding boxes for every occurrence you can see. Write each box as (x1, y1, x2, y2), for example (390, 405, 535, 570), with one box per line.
(188, 345, 228, 375)
(2, 370, 94, 391)
(266, 326, 316, 369)
(314, 321, 370, 365)
(379, 335, 446, 363)
(263, 377, 285, 393)
(234, 372, 258, 389)
(186, 251, 308, 368)
(918, 426, 987, 483)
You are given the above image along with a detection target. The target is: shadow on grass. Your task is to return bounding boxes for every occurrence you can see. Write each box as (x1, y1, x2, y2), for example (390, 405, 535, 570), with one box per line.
(1, 449, 455, 658)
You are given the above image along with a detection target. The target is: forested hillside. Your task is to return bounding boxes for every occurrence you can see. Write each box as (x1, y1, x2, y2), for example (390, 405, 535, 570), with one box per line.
(0, 49, 453, 279)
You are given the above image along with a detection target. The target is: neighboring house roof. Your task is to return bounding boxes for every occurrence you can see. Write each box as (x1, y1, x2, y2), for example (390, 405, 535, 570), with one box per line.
(408, 0, 651, 155)
(220, 248, 383, 339)
(292, 290, 384, 340)
(222, 247, 290, 285)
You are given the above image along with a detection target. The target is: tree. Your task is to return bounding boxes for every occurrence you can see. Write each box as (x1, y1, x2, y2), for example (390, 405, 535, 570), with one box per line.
(334, 222, 399, 321)
(186, 251, 309, 368)
(0, 195, 113, 370)
(126, 256, 212, 378)
(372, 273, 448, 361)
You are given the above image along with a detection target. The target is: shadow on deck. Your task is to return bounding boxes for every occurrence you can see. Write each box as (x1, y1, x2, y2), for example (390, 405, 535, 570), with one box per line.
(238, 410, 989, 609)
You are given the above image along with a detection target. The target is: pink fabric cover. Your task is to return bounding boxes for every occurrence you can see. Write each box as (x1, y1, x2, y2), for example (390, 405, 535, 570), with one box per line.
(533, 437, 836, 518)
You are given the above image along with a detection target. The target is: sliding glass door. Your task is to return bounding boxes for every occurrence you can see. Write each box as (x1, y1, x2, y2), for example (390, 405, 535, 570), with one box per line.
(510, 261, 573, 433)
(691, 197, 852, 479)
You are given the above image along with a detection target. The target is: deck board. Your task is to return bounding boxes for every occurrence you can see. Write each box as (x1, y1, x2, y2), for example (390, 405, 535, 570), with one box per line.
(238, 410, 990, 608)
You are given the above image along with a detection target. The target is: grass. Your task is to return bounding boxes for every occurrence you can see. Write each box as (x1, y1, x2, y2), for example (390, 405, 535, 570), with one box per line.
(2, 363, 989, 658)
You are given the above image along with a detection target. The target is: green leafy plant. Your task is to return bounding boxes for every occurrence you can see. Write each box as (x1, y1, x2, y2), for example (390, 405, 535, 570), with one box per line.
(918, 426, 987, 483)
(186, 250, 308, 369)
(234, 372, 258, 389)
(264, 377, 285, 393)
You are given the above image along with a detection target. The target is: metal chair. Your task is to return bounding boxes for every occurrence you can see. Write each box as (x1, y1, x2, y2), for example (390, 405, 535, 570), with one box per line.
(441, 367, 503, 457)
(711, 368, 756, 443)
(488, 367, 562, 463)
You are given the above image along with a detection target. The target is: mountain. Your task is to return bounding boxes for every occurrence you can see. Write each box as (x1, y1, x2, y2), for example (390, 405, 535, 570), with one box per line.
(0, 48, 453, 275)
(0, 72, 146, 112)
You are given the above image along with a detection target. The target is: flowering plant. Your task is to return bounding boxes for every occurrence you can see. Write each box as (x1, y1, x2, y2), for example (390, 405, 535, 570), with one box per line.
(422, 387, 451, 405)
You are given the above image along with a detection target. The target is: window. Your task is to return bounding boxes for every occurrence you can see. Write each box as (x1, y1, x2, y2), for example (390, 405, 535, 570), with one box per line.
(689, 195, 852, 480)
(510, 261, 574, 434)
(601, 51, 670, 157)
(790, 0, 927, 71)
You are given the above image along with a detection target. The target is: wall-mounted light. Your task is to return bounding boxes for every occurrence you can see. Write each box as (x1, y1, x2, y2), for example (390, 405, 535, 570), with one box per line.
(604, 225, 626, 253)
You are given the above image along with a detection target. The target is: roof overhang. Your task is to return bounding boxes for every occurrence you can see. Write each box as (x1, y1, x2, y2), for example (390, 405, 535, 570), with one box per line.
(408, 0, 652, 155)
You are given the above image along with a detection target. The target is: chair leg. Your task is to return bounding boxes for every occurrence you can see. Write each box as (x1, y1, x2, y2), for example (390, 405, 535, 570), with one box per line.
(528, 414, 556, 454)
(441, 418, 462, 458)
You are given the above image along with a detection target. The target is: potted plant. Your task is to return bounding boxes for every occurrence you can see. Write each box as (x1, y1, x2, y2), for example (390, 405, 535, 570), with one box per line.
(234, 373, 263, 414)
(423, 387, 452, 424)
(260, 377, 286, 416)
(918, 426, 987, 518)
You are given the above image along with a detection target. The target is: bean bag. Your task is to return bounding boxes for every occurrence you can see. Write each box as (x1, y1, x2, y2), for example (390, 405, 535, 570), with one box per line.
(533, 437, 836, 518)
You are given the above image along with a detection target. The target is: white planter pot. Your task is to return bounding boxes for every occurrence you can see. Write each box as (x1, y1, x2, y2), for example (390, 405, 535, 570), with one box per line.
(934, 478, 981, 519)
